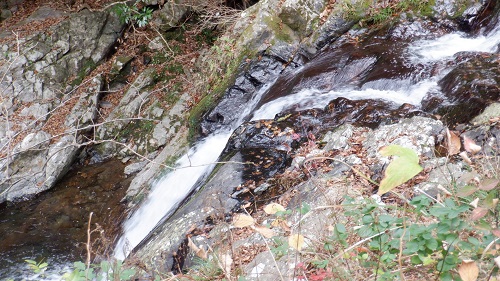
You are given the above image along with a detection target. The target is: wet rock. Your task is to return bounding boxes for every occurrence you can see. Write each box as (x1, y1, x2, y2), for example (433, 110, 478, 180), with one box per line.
(432, 0, 494, 29)
(200, 55, 287, 135)
(426, 53, 500, 125)
(223, 98, 427, 183)
(314, 16, 355, 50)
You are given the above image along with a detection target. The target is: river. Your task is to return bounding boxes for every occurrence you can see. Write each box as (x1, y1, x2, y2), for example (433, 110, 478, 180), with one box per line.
(114, 14, 500, 260)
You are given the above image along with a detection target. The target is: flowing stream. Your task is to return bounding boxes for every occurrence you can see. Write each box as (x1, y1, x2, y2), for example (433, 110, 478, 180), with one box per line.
(114, 19, 500, 260)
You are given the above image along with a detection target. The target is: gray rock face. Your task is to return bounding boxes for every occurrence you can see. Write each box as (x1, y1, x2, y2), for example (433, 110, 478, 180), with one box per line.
(0, 7, 123, 202)
(0, 132, 79, 202)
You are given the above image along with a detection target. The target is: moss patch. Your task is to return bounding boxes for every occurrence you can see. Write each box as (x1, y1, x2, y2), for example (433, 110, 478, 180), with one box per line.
(187, 49, 252, 142)
(263, 15, 295, 43)
(70, 58, 97, 87)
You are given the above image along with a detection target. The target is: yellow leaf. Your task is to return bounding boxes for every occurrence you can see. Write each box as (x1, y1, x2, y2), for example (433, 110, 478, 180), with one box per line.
(253, 225, 275, 238)
(458, 260, 479, 281)
(263, 203, 285, 214)
(232, 213, 254, 228)
(288, 234, 305, 251)
(378, 145, 423, 195)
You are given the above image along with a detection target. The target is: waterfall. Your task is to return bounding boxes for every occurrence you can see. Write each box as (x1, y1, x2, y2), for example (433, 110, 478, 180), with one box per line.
(114, 82, 277, 259)
(114, 17, 500, 260)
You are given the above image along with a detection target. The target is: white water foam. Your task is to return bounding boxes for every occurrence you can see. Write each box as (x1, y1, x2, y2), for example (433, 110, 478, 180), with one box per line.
(4, 261, 72, 281)
(252, 79, 438, 120)
(409, 25, 500, 63)
(114, 131, 231, 260)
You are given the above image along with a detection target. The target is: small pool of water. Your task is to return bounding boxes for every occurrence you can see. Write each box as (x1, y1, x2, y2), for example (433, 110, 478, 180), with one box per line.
(0, 159, 131, 280)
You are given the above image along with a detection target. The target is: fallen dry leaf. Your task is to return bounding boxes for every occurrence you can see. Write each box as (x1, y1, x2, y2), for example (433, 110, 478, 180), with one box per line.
(469, 198, 479, 208)
(491, 229, 500, 238)
(470, 207, 489, 221)
(253, 225, 275, 238)
(463, 135, 481, 154)
(458, 260, 479, 281)
(187, 237, 208, 259)
(478, 178, 499, 191)
(219, 253, 233, 278)
(289, 234, 305, 251)
(263, 202, 286, 214)
(446, 128, 461, 156)
(460, 151, 473, 165)
(232, 213, 255, 228)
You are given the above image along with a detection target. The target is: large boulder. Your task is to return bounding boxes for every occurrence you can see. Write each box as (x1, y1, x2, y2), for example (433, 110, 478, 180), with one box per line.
(0, 7, 123, 202)
(423, 53, 500, 125)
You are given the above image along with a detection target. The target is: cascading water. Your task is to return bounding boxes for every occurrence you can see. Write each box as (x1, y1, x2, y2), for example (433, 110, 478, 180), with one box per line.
(114, 83, 277, 260)
(114, 17, 500, 261)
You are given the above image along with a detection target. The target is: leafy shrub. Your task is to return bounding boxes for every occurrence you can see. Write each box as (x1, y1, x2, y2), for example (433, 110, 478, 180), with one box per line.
(114, 1, 153, 28)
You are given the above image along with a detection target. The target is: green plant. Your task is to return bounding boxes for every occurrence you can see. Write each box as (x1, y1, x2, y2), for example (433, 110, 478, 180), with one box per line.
(25, 258, 48, 275)
(62, 260, 136, 281)
(114, 2, 153, 28)
(332, 176, 500, 280)
(188, 256, 225, 281)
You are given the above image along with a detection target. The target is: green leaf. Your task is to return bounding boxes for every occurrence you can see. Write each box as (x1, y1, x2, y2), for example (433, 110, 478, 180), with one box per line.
(74, 261, 86, 271)
(405, 240, 420, 253)
(100, 260, 110, 274)
(335, 223, 347, 234)
(410, 255, 422, 264)
(324, 242, 335, 251)
(120, 268, 136, 280)
(378, 145, 423, 195)
(424, 238, 438, 251)
(483, 191, 498, 209)
(312, 259, 329, 269)
(358, 225, 375, 238)
(362, 215, 374, 224)
(421, 255, 435, 266)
